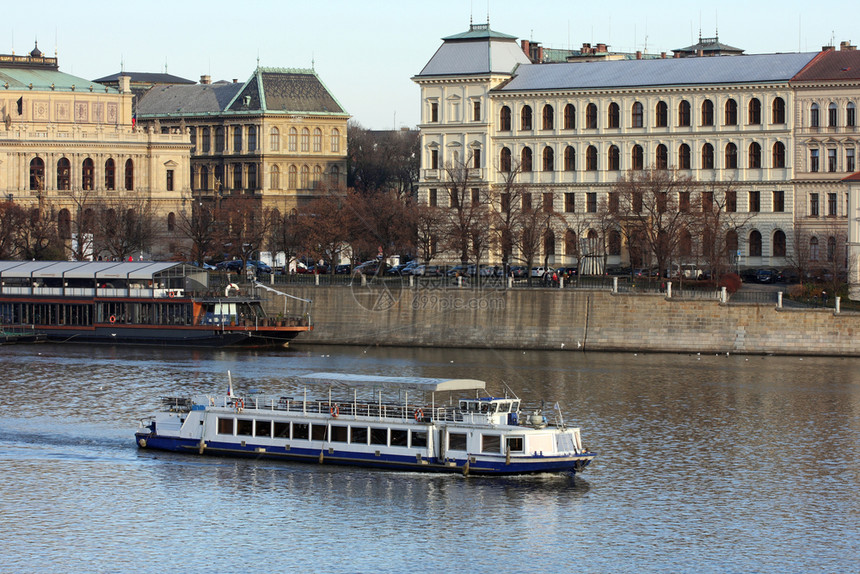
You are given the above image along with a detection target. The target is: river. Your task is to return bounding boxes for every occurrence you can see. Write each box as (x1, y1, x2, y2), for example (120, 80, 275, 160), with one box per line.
(1, 343, 858, 573)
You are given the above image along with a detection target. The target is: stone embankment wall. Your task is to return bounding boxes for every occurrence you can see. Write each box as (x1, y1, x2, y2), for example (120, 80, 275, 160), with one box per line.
(264, 283, 860, 356)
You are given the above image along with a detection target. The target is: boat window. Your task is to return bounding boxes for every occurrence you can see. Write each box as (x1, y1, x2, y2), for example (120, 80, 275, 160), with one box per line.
(511, 400, 520, 412)
(498, 402, 511, 414)
(311, 424, 327, 441)
(482, 434, 501, 454)
(411, 430, 427, 448)
(331, 425, 348, 442)
(370, 427, 388, 446)
(237, 419, 253, 436)
(448, 432, 467, 451)
(255, 420, 271, 438)
(506, 436, 524, 452)
(293, 423, 309, 440)
(390, 429, 408, 447)
(480, 403, 489, 414)
(217, 417, 233, 435)
(351, 426, 368, 444)
(274, 421, 290, 438)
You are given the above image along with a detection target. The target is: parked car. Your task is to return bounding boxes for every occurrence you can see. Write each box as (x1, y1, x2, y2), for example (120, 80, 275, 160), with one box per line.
(756, 268, 775, 283)
(353, 261, 380, 275)
(447, 264, 471, 277)
(509, 266, 528, 279)
(531, 266, 553, 278)
(415, 264, 444, 277)
(334, 264, 353, 275)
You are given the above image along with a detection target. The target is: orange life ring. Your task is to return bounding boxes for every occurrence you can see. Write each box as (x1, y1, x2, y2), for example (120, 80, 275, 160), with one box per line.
(330, 404, 339, 418)
(236, 398, 244, 411)
(414, 408, 424, 421)
(168, 291, 175, 298)
(109, 315, 116, 324)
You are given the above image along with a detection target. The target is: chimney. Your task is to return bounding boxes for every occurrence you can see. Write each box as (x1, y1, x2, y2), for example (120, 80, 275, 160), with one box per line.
(662, 52, 668, 59)
(118, 74, 131, 94)
(596, 43, 607, 53)
(537, 46, 543, 62)
(840, 41, 857, 51)
(232, 78, 238, 83)
(521, 39, 530, 55)
(822, 45, 836, 52)
(200, 74, 211, 85)
(636, 51, 642, 60)
(697, 49, 704, 57)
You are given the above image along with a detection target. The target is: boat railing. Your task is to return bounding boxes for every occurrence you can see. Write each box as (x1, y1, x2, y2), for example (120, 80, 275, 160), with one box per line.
(97, 288, 128, 298)
(65, 287, 95, 297)
(33, 287, 63, 296)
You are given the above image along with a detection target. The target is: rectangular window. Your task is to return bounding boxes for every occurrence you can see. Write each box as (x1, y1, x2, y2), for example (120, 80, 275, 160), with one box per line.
(473, 100, 481, 121)
(450, 191, 459, 208)
(448, 432, 467, 450)
(848, 149, 856, 172)
(810, 193, 820, 217)
(331, 426, 348, 442)
(609, 192, 618, 213)
(350, 426, 367, 444)
(293, 423, 309, 440)
(430, 149, 438, 170)
(430, 102, 439, 122)
(311, 424, 327, 441)
(522, 193, 532, 211)
(471, 188, 480, 204)
(428, 188, 437, 207)
(828, 193, 837, 216)
(506, 436, 524, 453)
(564, 192, 575, 212)
(586, 192, 597, 213)
(828, 149, 837, 172)
(702, 191, 714, 212)
(543, 192, 554, 212)
(679, 191, 690, 212)
(749, 191, 760, 213)
(473, 149, 481, 168)
(501, 192, 510, 212)
(773, 190, 785, 212)
(255, 420, 271, 438)
(166, 169, 174, 192)
(390, 429, 408, 447)
(726, 190, 737, 213)
(370, 427, 388, 446)
(217, 417, 233, 435)
(811, 149, 819, 172)
(481, 434, 501, 454)
(274, 421, 289, 438)
(237, 419, 253, 436)
(411, 431, 427, 448)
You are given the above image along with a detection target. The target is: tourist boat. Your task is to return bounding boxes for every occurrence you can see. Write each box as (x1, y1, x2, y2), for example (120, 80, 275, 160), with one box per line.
(0, 260, 311, 347)
(135, 372, 596, 476)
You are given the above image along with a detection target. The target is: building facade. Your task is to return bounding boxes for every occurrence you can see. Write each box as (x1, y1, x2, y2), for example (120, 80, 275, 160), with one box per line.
(0, 45, 191, 259)
(413, 23, 860, 276)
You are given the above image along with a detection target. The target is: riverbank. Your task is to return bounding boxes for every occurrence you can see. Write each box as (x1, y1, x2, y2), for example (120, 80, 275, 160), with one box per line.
(260, 282, 859, 356)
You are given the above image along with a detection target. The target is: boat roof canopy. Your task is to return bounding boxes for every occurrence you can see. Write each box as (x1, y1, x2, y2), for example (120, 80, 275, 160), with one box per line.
(299, 372, 486, 393)
(0, 260, 197, 280)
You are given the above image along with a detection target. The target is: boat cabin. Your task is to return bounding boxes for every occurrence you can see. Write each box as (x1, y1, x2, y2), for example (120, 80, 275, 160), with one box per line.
(458, 398, 521, 425)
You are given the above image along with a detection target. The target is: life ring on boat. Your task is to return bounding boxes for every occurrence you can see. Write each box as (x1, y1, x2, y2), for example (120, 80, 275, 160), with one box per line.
(109, 315, 116, 324)
(168, 291, 175, 298)
(414, 408, 424, 421)
(330, 404, 339, 418)
(225, 283, 240, 297)
(235, 398, 244, 411)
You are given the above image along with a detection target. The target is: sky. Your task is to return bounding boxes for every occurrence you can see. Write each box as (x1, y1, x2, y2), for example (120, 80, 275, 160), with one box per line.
(8, 0, 859, 130)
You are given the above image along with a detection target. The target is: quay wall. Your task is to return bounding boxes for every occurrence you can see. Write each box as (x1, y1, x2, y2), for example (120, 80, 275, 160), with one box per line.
(266, 284, 860, 356)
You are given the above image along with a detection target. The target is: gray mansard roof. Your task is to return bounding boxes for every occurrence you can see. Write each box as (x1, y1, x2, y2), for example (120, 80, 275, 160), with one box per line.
(496, 52, 820, 92)
(137, 81, 244, 116)
(416, 24, 531, 77)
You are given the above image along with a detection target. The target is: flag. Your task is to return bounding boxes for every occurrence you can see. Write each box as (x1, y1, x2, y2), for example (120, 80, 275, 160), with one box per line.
(554, 401, 560, 411)
(131, 112, 136, 127)
(16, 97, 23, 115)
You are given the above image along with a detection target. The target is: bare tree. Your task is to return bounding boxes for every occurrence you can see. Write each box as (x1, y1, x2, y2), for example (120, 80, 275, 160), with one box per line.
(217, 195, 271, 269)
(94, 194, 155, 260)
(0, 201, 26, 259)
(267, 206, 303, 272)
(60, 188, 98, 261)
(15, 204, 64, 260)
(414, 202, 444, 264)
(440, 155, 491, 264)
(695, 179, 755, 281)
(346, 187, 416, 272)
(177, 199, 220, 266)
(298, 190, 351, 272)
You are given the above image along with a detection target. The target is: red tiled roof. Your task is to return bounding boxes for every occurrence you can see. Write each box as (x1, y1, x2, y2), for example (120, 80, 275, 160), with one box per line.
(792, 49, 860, 81)
(841, 172, 860, 182)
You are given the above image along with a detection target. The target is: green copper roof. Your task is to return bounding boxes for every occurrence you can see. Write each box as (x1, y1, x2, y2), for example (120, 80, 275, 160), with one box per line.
(0, 66, 115, 93)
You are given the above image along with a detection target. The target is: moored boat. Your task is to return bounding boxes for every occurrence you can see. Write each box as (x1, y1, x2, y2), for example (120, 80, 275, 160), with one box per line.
(0, 260, 311, 348)
(135, 372, 596, 476)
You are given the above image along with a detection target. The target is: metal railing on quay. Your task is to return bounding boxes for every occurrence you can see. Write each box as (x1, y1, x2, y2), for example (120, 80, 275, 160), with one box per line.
(728, 290, 780, 304)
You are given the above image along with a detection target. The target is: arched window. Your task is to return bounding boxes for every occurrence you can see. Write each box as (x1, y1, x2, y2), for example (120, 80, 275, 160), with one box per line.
(500, 106, 512, 131)
(248, 126, 257, 151)
(167, 212, 176, 232)
(586, 103, 597, 129)
(678, 100, 691, 126)
(608, 145, 620, 170)
(772, 97, 786, 124)
(725, 143, 738, 169)
(632, 145, 644, 170)
(749, 142, 762, 168)
(749, 98, 762, 125)
(232, 163, 243, 189)
(563, 104, 575, 129)
(58, 208, 71, 240)
(200, 166, 209, 190)
(521, 147, 533, 172)
(726, 230, 739, 254)
(330, 128, 341, 152)
(521, 105, 533, 130)
(104, 159, 115, 190)
(329, 165, 340, 187)
(848, 102, 856, 127)
(656, 101, 668, 127)
(29, 157, 45, 190)
(679, 144, 691, 169)
(288, 165, 297, 188)
(632, 102, 643, 128)
(544, 230, 556, 256)
(829, 103, 838, 127)
(565, 230, 578, 258)
(82, 158, 94, 190)
(270, 127, 280, 151)
(313, 165, 322, 188)
(125, 159, 134, 190)
(234, 125, 243, 151)
(725, 99, 738, 125)
(702, 143, 715, 169)
(772, 142, 786, 168)
(701, 99, 714, 126)
(313, 128, 322, 152)
(656, 144, 668, 169)
(300, 128, 310, 152)
(809, 236, 819, 261)
(609, 230, 621, 256)
(57, 158, 71, 190)
(300, 165, 309, 188)
(270, 165, 280, 189)
(749, 230, 763, 257)
(500, 147, 512, 172)
(542, 146, 554, 171)
(773, 230, 786, 257)
(608, 102, 620, 128)
(810, 103, 820, 128)
(215, 127, 224, 152)
(202, 127, 210, 152)
(586, 145, 597, 171)
(679, 228, 693, 257)
(564, 146, 576, 171)
(288, 128, 297, 151)
(542, 105, 554, 130)
(827, 236, 836, 262)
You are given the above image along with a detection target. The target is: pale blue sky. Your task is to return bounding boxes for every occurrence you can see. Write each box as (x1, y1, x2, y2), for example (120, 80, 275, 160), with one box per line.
(7, 0, 858, 129)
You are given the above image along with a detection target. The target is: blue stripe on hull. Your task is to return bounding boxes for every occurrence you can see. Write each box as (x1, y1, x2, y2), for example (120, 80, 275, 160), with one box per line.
(135, 433, 593, 475)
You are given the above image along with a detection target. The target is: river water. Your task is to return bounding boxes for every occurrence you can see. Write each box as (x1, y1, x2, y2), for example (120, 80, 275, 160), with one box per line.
(1, 343, 858, 573)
